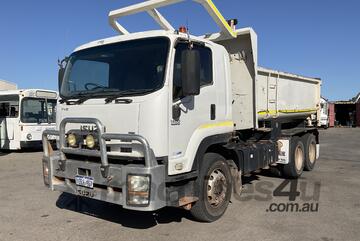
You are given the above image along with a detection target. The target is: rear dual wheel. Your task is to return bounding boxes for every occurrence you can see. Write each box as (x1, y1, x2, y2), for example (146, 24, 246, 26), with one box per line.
(282, 137, 305, 178)
(282, 134, 317, 178)
(303, 134, 317, 171)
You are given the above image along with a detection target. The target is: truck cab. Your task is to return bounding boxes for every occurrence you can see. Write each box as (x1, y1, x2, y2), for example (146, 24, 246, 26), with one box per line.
(44, 30, 233, 209)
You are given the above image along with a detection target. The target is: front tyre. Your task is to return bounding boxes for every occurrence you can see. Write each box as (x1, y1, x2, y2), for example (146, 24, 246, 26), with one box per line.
(190, 153, 232, 222)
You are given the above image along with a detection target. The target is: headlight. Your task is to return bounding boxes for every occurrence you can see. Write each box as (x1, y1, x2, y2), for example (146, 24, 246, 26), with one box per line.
(85, 134, 95, 149)
(129, 175, 149, 192)
(127, 175, 150, 206)
(67, 133, 77, 147)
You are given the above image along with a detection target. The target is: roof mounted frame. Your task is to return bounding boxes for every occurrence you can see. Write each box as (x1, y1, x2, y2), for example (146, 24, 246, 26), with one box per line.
(108, 0, 237, 39)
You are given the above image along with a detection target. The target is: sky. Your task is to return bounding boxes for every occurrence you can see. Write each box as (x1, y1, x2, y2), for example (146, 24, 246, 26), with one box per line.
(0, 0, 359, 101)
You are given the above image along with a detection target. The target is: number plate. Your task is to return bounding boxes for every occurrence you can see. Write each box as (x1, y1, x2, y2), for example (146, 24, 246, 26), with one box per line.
(75, 175, 94, 188)
(76, 187, 95, 198)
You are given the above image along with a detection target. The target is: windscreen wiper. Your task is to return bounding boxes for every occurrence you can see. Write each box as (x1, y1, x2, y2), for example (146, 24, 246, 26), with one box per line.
(105, 98, 133, 104)
(60, 89, 119, 105)
(75, 95, 95, 104)
(104, 89, 153, 104)
(58, 96, 89, 105)
(58, 98, 69, 104)
(60, 89, 153, 105)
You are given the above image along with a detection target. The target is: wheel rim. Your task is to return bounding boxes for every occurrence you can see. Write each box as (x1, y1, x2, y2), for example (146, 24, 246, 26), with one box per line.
(295, 145, 304, 171)
(309, 142, 316, 164)
(207, 168, 227, 207)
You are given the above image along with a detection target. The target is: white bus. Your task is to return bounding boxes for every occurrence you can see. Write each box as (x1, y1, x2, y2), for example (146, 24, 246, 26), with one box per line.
(0, 89, 57, 150)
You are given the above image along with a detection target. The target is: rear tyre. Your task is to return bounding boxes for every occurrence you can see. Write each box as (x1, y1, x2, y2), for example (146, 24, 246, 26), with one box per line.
(190, 153, 232, 222)
(303, 134, 317, 171)
(282, 137, 305, 178)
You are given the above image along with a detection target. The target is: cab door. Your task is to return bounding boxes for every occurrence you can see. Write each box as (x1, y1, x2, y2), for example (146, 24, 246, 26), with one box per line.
(168, 42, 217, 174)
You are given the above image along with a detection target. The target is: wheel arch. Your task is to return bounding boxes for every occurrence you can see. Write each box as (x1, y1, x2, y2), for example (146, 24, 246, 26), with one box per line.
(191, 133, 240, 172)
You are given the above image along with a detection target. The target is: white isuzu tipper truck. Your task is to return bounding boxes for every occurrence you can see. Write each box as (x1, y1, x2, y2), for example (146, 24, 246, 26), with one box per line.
(42, 0, 321, 222)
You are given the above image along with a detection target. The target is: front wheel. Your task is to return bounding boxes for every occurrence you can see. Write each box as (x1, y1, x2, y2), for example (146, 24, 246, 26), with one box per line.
(190, 153, 232, 222)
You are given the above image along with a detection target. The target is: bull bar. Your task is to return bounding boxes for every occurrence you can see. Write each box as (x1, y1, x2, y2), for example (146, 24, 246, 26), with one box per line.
(42, 117, 166, 211)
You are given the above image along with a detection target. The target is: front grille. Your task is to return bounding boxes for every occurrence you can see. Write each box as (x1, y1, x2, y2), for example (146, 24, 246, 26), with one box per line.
(120, 147, 132, 153)
(64, 153, 145, 166)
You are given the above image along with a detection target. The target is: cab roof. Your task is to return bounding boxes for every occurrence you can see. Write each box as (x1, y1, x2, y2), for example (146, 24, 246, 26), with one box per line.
(74, 30, 215, 53)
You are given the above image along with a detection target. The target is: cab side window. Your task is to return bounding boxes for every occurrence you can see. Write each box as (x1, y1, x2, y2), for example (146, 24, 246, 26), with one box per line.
(173, 43, 213, 100)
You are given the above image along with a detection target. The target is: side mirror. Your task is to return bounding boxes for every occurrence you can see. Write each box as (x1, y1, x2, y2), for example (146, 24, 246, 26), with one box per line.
(181, 49, 200, 96)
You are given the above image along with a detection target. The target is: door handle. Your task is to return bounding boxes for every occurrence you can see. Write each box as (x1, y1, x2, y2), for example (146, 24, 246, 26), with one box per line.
(210, 104, 216, 120)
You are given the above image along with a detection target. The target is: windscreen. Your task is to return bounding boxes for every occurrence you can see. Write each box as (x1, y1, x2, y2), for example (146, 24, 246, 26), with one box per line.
(21, 98, 57, 124)
(60, 37, 169, 98)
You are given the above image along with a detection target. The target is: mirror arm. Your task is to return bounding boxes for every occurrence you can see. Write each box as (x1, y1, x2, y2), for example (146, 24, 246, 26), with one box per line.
(172, 99, 182, 106)
(58, 57, 69, 69)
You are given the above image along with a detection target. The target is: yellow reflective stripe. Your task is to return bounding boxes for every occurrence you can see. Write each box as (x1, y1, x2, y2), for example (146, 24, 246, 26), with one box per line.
(258, 110, 277, 115)
(205, 0, 237, 38)
(199, 121, 234, 129)
(258, 109, 318, 115)
(279, 108, 318, 113)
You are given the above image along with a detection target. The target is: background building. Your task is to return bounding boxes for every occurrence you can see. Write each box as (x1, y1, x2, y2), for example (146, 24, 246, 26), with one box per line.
(332, 92, 360, 127)
(0, 79, 17, 90)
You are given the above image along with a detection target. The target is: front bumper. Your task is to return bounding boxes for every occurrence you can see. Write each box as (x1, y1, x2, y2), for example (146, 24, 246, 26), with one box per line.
(42, 117, 166, 211)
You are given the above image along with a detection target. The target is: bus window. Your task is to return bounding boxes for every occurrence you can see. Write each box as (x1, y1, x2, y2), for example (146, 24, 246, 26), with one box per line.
(10, 105, 19, 117)
(0, 95, 19, 118)
(21, 98, 56, 123)
(0, 103, 10, 117)
(47, 99, 57, 123)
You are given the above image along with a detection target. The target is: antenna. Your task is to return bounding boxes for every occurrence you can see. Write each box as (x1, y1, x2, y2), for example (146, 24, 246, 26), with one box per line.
(185, 18, 193, 49)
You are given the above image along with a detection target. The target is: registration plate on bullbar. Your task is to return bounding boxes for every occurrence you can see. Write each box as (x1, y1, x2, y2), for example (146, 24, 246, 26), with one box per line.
(75, 175, 94, 188)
